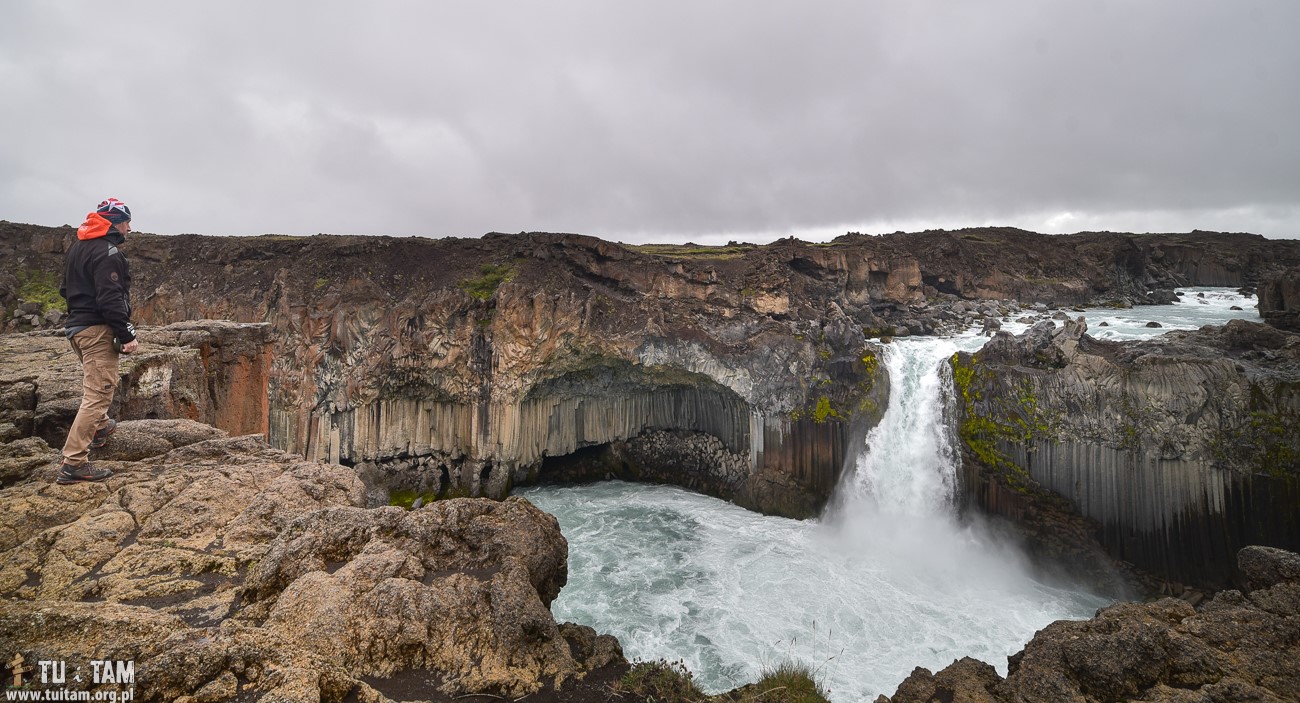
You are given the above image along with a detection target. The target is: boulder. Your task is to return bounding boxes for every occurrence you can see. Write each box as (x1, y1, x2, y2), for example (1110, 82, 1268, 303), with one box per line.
(878, 658, 1001, 703)
(1150, 288, 1179, 304)
(0, 436, 49, 488)
(1238, 545, 1300, 591)
(94, 418, 228, 462)
(0, 419, 223, 489)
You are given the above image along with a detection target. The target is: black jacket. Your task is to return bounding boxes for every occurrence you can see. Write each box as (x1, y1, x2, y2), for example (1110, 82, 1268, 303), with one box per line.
(61, 230, 136, 344)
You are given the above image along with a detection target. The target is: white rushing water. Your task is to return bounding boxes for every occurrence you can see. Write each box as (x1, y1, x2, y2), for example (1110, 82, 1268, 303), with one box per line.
(515, 288, 1258, 701)
(1082, 287, 1259, 340)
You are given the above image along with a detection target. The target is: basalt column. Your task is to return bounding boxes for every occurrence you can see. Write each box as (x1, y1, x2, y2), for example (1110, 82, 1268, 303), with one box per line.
(952, 317, 1300, 590)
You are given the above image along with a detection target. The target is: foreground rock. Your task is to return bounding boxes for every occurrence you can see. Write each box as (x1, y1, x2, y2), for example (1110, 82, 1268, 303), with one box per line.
(879, 545, 1300, 703)
(0, 424, 621, 701)
(953, 317, 1300, 591)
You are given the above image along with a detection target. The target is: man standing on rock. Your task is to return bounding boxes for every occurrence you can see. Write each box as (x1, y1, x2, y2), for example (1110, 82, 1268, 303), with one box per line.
(56, 198, 138, 484)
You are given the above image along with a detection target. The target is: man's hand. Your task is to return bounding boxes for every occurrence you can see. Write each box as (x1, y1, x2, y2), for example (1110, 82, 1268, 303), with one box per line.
(121, 340, 139, 354)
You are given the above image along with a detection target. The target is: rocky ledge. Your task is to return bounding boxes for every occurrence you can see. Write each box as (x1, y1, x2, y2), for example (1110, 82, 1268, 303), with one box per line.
(0, 320, 273, 450)
(953, 317, 1300, 591)
(0, 421, 624, 701)
(879, 545, 1300, 703)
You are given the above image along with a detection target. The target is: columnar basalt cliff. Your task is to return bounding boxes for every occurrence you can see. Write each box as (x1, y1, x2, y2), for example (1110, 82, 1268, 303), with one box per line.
(4, 221, 1300, 520)
(952, 317, 1300, 590)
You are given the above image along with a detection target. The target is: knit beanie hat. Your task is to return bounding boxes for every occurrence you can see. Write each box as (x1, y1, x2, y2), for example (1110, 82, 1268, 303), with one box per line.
(96, 198, 132, 224)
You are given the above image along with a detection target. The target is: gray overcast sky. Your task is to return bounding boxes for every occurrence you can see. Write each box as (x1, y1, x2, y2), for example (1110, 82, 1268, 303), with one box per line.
(2, 1, 1298, 243)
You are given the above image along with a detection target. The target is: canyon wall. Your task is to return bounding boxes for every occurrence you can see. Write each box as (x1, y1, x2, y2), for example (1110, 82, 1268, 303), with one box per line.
(5, 224, 911, 517)
(953, 317, 1300, 589)
(4, 221, 1300, 522)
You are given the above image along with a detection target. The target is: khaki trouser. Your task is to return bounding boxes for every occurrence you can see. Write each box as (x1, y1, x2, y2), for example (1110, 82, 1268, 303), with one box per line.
(61, 325, 119, 466)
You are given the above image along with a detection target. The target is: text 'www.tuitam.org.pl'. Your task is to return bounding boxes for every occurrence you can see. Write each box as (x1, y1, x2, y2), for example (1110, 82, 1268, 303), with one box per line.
(6, 655, 135, 702)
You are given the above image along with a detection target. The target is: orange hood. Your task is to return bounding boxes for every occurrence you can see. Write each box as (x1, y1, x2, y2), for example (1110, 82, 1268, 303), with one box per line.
(77, 212, 113, 240)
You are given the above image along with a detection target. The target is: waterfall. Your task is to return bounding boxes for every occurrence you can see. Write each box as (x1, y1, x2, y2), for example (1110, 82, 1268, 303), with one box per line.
(828, 337, 969, 519)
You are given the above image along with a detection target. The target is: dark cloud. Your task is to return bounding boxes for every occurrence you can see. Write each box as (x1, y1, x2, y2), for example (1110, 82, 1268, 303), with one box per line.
(2, 1, 1297, 241)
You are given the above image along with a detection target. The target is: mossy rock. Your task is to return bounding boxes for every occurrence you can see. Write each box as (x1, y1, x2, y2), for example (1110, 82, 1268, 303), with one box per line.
(388, 489, 434, 508)
(458, 263, 514, 301)
(950, 352, 1058, 492)
(17, 270, 65, 314)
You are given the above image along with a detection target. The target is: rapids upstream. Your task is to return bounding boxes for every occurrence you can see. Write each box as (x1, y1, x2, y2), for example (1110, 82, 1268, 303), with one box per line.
(514, 287, 1259, 701)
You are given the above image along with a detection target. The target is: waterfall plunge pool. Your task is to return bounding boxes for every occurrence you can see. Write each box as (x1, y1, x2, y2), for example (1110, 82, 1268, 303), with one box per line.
(514, 288, 1259, 701)
(520, 480, 1108, 701)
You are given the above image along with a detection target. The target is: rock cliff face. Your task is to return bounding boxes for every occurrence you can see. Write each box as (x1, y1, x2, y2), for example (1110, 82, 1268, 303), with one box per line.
(0, 320, 272, 452)
(0, 424, 623, 701)
(879, 546, 1300, 703)
(4, 222, 1299, 518)
(1260, 265, 1300, 332)
(953, 318, 1300, 589)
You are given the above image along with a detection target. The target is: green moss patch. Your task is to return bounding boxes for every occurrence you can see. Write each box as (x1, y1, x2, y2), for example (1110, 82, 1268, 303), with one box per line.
(389, 485, 475, 508)
(790, 394, 844, 424)
(18, 270, 66, 314)
(457, 263, 514, 301)
(388, 489, 433, 508)
(811, 396, 837, 423)
(1211, 409, 1300, 477)
(951, 352, 1059, 491)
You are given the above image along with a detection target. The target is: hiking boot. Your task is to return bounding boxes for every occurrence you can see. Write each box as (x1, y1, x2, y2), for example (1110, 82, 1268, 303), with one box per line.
(89, 419, 117, 449)
(56, 462, 114, 485)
